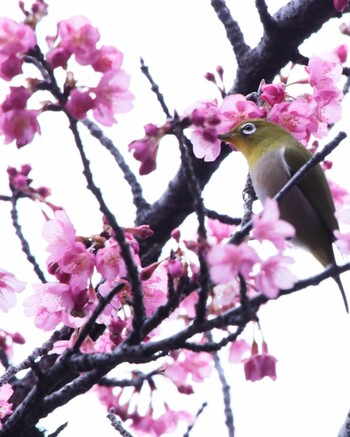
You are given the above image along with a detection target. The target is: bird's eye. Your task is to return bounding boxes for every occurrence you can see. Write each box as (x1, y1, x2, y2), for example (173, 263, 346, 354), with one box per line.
(239, 122, 256, 136)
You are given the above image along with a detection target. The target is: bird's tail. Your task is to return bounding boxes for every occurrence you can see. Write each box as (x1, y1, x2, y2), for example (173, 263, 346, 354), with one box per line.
(334, 275, 349, 313)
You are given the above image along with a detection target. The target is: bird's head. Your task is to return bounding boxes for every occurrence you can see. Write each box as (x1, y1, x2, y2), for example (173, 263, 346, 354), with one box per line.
(218, 119, 293, 167)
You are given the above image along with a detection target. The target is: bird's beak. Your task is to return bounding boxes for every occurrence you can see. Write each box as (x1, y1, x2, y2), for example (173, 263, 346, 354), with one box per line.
(218, 133, 233, 141)
(218, 132, 237, 151)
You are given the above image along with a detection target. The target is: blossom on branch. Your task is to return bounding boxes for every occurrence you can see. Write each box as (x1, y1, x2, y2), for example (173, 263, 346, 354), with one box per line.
(0, 269, 25, 313)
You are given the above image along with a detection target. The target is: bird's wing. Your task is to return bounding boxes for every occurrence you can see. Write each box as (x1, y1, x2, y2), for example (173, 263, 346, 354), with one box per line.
(284, 144, 338, 236)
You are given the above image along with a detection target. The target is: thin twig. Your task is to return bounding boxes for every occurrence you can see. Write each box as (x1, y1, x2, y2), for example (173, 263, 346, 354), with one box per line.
(183, 402, 208, 437)
(10, 196, 47, 283)
(207, 332, 234, 437)
(140, 58, 171, 118)
(82, 118, 149, 212)
(107, 409, 134, 437)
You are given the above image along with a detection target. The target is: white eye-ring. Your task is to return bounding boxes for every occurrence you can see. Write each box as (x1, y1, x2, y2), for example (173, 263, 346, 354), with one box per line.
(239, 122, 256, 136)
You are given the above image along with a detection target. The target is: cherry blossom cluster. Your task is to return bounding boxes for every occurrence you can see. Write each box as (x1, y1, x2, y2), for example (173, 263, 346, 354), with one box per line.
(129, 53, 344, 173)
(48, 16, 134, 125)
(208, 198, 296, 302)
(96, 349, 213, 435)
(0, 12, 134, 148)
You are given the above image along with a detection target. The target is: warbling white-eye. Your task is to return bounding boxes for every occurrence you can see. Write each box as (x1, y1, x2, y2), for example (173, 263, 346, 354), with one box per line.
(218, 118, 348, 312)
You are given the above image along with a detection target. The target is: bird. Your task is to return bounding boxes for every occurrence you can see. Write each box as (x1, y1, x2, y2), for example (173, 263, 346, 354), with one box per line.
(218, 118, 348, 312)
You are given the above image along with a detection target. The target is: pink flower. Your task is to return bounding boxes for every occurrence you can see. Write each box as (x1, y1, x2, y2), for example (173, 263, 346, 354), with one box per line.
(307, 56, 342, 90)
(142, 274, 167, 317)
(334, 44, 348, 63)
(208, 243, 260, 283)
(252, 198, 295, 250)
(57, 16, 100, 65)
(93, 70, 134, 126)
(188, 99, 223, 161)
(329, 180, 350, 208)
(59, 242, 95, 289)
(267, 99, 314, 143)
(128, 123, 167, 175)
(334, 230, 350, 255)
(255, 254, 296, 299)
(0, 54, 23, 80)
(92, 45, 123, 73)
(260, 83, 286, 106)
(2, 86, 30, 111)
(0, 383, 14, 428)
(65, 89, 94, 119)
(165, 350, 213, 388)
(42, 210, 76, 261)
(46, 46, 71, 69)
(0, 108, 40, 148)
(96, 242, 126, 281)
(24, 282, 75, 330)
(0, 269, 25, 312)
(219, 94, 265, 128)
(207, 218, 236, 242)
(334, 0, 349, 12)
(244, 349, 277, 382)
(228, 339, 250, 363)
(0, 18, 36, 56)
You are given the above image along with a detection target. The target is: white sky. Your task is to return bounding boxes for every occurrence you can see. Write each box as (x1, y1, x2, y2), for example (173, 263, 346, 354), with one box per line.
(1, 1, 350, 436)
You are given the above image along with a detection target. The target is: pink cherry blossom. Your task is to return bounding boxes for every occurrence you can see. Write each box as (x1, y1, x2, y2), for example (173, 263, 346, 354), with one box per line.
(0, 269, 25, 312)
(334, 230, 350, 255)
(65, 89, 94, 119)
(267, 99, 315, 143)
(59, 242, 95, 289)
(255, 254, 296, 299)
(57, 16, 100, 65)
(0, 108, 40, 148)
(2, 86, 30, 111)
(228, 339, 251, 363)
(189, 99, 223, 161)
(128, 123, 167, 175)
(334, 0, 349, 11)
(0, 54, 23, 80)
(24, 282, 75, 330)
(207, 218, 236, 242)
(252, 198, 295, 250)
(142, 274, 167, 318)
(165, 350, 213, 388)
(334, 44, 348, 63)
(219, 94, 265, 129)
(42, 210, 76, 261)
(244, 350, 277, 382)
(307, 56, 342, 90)
(208, 242, 260, 284)
(260, 83, 286, 106)
(93, 70, 134, 126)
(0, 383, 13, 429)
(96, 242, 126, 281)
(0, 18, 36, 56)
(46, 46, 71, 69)
(92, 45, 124, 73)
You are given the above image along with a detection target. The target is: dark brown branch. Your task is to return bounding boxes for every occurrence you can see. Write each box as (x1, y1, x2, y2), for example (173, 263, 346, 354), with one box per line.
(10, 197, 47, 283)
(107, 409, 134, 437)
(207, 331, 235, 437)
(211, 0, 251, 61)
(68, 118, 146, 344)
(82, 118, 149, 212)
(140, 58, 171, 118)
